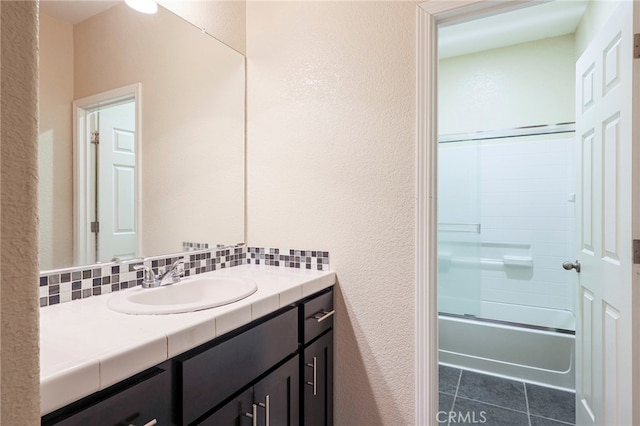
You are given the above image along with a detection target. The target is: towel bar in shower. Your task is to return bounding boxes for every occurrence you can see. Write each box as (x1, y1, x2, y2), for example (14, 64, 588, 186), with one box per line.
(438, 223, 481, 234)
(439, 254, 533, 269)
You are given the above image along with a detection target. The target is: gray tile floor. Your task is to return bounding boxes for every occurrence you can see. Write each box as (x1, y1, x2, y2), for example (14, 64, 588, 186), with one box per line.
(438, 365, 575, 426)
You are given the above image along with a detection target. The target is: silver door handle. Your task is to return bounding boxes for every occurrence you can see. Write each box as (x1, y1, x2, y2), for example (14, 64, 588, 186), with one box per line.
(306, 356, 317, 395)
(562, 260, 581, 273)
(312, 310, 335, 322)
(258, 394, 270, 426)
(245, 404, 257, 426)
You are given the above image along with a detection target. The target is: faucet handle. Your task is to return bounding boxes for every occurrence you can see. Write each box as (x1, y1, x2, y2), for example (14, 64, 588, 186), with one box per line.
(157, 259, 185, 286)
(170, 259, 185, 277)
(133, 265, 159, 288)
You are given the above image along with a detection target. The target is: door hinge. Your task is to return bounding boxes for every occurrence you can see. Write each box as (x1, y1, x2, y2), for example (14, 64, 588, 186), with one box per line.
(91, 131, 100, 144)
(634, 34, 640, 59)
(634, 240, 640, 264)
(90, 221, 100, 233)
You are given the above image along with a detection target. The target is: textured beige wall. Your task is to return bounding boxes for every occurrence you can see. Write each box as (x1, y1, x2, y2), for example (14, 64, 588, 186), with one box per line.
(38, 13, 74, 270)
(1, 0, 40, 424)
(246, 2, 416, 424)
(159, 0, 246, 54)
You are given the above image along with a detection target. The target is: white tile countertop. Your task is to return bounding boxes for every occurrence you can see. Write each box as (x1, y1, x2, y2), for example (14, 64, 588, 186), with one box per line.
(40, 264, 336, 416)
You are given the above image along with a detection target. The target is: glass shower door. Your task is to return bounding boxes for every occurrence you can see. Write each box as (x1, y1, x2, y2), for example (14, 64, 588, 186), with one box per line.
(437, 141, 482, 318)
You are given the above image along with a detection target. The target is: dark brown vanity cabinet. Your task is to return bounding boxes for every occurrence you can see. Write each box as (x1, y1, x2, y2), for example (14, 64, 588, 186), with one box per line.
(302, 288, 334, 426)
(42, 287, 333, 426)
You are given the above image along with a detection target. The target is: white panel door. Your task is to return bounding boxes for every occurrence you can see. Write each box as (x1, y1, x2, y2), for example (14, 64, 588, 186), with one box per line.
(97, 101, 137, 262)
(574, 2, 636, 425)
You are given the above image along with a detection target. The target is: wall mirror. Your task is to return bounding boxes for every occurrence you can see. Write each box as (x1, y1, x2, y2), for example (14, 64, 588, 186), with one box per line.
(39, 0, 246, 272)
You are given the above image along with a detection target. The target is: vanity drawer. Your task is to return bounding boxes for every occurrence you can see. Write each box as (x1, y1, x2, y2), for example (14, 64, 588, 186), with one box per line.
(303, 289, 334, 344)
(43, 365, 171, 426)
(180, 307, 298, 425)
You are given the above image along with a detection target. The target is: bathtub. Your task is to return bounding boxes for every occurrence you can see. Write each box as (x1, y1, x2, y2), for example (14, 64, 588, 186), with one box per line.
(439, 313, 575, 391)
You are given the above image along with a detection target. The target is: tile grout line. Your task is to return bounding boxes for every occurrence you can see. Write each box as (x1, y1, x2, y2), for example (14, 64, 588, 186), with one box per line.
(524, 382, 532, 426)
(455, 368, 530, 416)
(529, 414, 575, 426)
(449, 369, 463, 426)
(453, 394, 530, 416)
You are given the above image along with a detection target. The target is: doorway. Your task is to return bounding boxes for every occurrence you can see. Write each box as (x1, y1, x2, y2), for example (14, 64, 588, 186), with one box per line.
(416, 1, 640, 425)
(436, 4, 580, 425)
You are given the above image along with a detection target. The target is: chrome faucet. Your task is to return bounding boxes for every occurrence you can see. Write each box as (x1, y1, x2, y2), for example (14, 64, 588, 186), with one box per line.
(133, 259, 185, 288)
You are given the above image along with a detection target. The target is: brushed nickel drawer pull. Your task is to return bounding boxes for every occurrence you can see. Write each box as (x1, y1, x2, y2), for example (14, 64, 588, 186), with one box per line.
(305, 356, 317, 395)
(312, 310, 335, 323)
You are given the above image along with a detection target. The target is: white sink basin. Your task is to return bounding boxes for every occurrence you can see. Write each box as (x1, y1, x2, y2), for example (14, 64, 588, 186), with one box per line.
(107, 275, 258, 315)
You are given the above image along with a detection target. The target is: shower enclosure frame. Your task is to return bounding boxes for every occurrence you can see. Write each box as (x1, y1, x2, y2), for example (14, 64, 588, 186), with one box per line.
(437, 122, 576, 332)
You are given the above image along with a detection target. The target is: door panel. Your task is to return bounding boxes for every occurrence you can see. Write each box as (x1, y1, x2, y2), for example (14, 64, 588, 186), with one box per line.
(574, 2, 634, 425)
(580, 288, 595, 420)
(98, 101, 137, 261)
(580, 131, 595, 254)
(603, 303, 620, 425)
(112, 125, 136, 238)
(602, 113, 620, 262)
(113, 165, 135, 233)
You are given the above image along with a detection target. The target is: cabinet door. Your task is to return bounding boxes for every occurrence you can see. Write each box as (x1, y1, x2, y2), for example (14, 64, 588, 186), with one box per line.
(199, 388, 254, 426)
(254, 357, 299, 426)
(181, 307, 298, 425)
(304, 331, 333, 426)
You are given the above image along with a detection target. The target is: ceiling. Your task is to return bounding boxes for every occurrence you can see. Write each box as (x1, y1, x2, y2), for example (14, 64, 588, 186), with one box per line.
(39, 0, 120, 24)
(41, 0, 587, 57)
(438, 1, 589, 59)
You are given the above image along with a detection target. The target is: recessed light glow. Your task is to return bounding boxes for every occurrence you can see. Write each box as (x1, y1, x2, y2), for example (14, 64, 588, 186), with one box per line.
(125, 0, 158, 14)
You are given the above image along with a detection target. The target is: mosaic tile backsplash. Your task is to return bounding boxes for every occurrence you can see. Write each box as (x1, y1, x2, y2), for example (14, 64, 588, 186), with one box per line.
(246, 247, 329, 270)
(39, 245, 330, 307)
(182, 241, 210, 251)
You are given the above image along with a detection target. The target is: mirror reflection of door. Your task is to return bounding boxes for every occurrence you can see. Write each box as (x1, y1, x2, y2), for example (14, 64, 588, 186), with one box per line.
(74, 86, 139, 265)
(94, 101, 137, 263)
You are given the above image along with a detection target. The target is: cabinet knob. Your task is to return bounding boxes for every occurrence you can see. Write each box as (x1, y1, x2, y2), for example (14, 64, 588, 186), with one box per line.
(245, 403, 258, 426)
